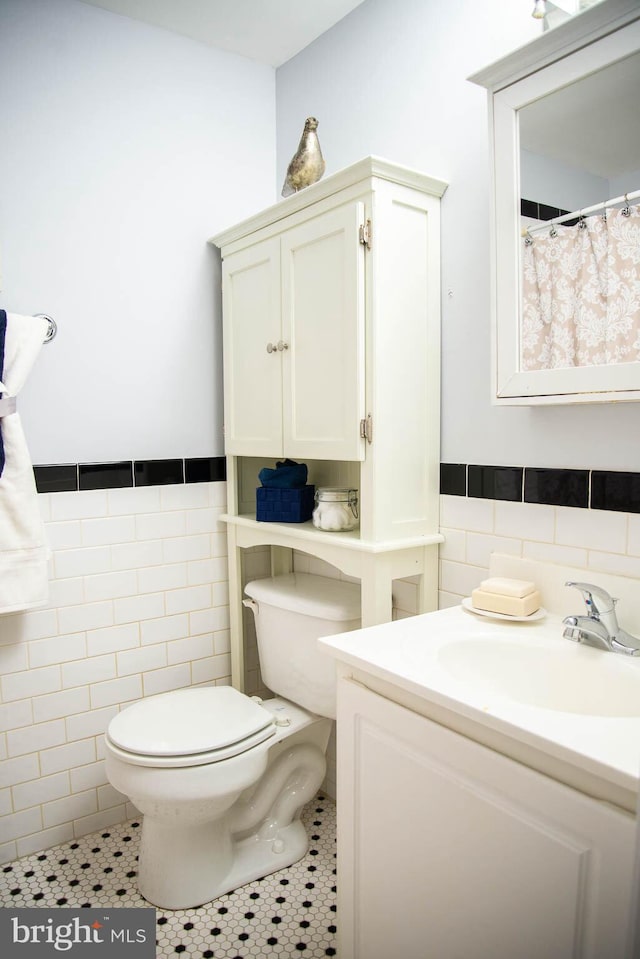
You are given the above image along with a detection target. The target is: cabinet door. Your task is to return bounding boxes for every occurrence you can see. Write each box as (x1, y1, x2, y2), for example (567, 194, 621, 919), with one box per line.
(337, 678, 635, 959)
(222, 238, 282, 456)
(281, 202, 365, 461)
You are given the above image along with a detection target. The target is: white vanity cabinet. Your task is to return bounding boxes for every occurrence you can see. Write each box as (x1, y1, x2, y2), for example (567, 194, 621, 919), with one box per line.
(211, 157, 448, 687)
(337, 676, 636, 959)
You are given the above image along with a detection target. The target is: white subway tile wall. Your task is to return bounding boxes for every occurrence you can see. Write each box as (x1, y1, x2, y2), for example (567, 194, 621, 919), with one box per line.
(0, 483, 230, 864)
(439, 494, 640, 607)
(3, 486, 634, 863)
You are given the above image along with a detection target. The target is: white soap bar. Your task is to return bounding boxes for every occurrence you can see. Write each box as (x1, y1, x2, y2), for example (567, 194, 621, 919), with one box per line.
(480, 577, 536, 599)
(472, 588, 541, 617)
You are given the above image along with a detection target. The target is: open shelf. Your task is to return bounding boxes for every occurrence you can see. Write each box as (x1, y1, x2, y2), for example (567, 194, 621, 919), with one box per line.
(221, 513, 443, 554)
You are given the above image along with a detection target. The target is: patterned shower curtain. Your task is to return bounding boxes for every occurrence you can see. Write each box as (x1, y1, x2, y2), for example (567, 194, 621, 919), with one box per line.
(521, 203, 640, 370)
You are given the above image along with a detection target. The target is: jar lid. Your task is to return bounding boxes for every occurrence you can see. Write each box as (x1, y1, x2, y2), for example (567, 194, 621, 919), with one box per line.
(315, 487, 358, 501)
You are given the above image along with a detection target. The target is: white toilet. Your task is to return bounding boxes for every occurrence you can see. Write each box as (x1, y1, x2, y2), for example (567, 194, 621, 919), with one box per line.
(104, 572, 360, 909)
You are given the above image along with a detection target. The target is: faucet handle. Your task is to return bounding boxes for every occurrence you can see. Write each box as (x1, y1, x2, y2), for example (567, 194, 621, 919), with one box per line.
(565, 581, 617, 619)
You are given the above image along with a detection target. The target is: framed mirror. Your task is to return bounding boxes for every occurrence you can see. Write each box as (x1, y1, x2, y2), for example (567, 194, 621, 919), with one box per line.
(471, 0, 640, 405)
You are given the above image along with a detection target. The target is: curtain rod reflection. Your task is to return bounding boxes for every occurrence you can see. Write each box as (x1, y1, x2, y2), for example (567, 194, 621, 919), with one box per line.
(523, 187, 640, 239)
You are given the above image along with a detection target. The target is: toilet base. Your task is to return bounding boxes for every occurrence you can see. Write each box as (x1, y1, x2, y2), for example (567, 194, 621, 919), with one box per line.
(138, 813, 310, 909)
(228, 817, 309, 893)
(135, 738, 328, 909)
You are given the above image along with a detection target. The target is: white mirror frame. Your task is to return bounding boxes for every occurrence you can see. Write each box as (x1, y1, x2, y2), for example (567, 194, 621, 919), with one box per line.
(471, 1, 640, 405)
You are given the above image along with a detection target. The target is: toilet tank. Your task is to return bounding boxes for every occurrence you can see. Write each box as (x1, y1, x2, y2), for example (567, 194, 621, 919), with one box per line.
(244, 573, 361, 719)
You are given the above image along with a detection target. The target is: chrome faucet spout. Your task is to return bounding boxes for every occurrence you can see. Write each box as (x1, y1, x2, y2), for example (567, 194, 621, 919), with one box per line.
(562, 615, 614, 651)
(611, 629, 640, 656)
(563, 582, 640, 656)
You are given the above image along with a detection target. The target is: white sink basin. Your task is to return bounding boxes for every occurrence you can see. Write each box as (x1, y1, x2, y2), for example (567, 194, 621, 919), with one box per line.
(320, 602, 640, 810)
(438, 638, 640, 717)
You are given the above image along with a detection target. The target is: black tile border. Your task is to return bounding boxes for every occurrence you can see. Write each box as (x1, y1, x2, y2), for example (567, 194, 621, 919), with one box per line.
(185, 456, 226, 484)
(134, 459, 184, 487)
(34, 457, 226, 494)
(524, 467, 589, 508)
(468, 464, 523, 502)
(35, 458, 640, 515)
(79, 461, 133, 491)
(33, 464, 78, 494)
(441, 463, 640, 514)
(439, 463, 466, 497)
(591, 470, 640, 513)
(521, 198, 571, 222)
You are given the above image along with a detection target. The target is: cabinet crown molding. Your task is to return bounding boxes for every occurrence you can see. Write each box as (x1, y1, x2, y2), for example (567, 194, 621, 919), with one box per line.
(209, 155, 448, 250)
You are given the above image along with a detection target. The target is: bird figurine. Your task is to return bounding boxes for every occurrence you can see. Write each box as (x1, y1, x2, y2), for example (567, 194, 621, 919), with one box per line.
(281, 117, 326, 197)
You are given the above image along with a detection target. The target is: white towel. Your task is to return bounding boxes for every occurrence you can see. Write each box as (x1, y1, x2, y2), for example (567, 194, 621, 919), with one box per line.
(0, 311, 49, 614)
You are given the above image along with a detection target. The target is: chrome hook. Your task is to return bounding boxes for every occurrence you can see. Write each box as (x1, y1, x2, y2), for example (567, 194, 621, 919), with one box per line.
(34, 313, 57, 344)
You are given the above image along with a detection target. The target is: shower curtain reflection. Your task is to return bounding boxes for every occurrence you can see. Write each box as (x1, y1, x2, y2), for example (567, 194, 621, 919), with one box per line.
(522, 202, 640, 370)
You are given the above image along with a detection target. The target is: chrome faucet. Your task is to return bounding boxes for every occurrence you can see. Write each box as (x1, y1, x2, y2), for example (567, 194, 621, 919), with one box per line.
(562, 581, 640, 656)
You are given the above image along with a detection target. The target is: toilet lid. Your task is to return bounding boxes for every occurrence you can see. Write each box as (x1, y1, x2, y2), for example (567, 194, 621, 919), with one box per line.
(107, 686, 275, 758)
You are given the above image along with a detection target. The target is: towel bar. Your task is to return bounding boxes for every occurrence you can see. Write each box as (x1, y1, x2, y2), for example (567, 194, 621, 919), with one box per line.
(34, 314, 57, 343)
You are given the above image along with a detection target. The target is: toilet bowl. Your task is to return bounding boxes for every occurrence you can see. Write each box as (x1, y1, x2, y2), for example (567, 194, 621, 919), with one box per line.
(105, 687, 330, 909)
(104, 572, 361, 909)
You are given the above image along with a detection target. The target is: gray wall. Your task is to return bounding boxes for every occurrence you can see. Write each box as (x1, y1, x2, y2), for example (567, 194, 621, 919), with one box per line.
(0, 0, 275, 464)
(4, 0, 640, 473)
(276, 0, 640, 472)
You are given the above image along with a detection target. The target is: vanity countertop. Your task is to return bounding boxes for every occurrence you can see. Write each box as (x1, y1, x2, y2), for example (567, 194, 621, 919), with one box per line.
(319, 604, 640, 813)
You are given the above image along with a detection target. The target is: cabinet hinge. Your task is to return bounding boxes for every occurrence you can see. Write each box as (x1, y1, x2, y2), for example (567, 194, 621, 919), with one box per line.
(359, 414, 373, 444)
(359, 219, 372, 250)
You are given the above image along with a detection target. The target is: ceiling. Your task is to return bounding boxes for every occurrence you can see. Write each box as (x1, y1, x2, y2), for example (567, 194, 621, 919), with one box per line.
(78, 0, 366, 67)
(76, 1, 637, 183)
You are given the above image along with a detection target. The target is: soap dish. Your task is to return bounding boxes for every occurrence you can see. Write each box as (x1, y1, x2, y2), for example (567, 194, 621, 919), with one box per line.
(461, 597, 547, 623)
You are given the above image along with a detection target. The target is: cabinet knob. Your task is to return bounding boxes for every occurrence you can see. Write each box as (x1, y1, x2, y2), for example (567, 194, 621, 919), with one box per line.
(277, 340, 289, 351)
(266, 342, 277, 354)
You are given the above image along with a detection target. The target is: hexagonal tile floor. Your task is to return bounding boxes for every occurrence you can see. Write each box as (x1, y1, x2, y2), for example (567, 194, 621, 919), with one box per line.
(0, 794, 337, 957)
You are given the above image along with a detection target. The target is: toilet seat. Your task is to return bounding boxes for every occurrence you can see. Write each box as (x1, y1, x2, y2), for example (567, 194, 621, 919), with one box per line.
(105, 686, 277, 768)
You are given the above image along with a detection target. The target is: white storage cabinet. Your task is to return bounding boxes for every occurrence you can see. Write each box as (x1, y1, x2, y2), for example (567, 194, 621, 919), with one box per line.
(211, 157, 447, 687)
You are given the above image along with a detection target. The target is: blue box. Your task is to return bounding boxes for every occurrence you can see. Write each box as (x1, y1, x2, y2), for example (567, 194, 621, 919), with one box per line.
(256, 485, 315, 523)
